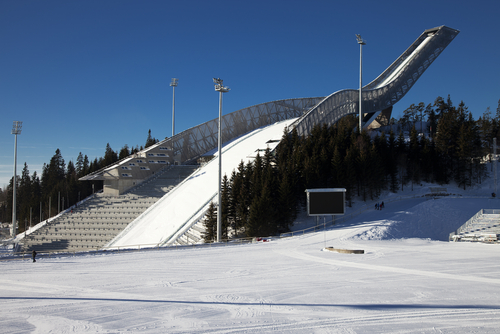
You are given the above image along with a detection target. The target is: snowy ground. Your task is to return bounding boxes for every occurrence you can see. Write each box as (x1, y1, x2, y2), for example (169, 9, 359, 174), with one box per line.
(2, 118, 500, 332)
(1, 190, 500, 333)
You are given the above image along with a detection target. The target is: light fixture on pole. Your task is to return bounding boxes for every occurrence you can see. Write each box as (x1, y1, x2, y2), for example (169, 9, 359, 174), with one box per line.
(11, 121, 22, 238)
(356, 34, 366, 132)
(170, 78, 178, 150)
(213, 78, 229, 243)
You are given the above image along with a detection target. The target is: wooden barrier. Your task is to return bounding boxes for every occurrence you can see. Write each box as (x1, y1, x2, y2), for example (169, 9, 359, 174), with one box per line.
(325, 247, 364, 254)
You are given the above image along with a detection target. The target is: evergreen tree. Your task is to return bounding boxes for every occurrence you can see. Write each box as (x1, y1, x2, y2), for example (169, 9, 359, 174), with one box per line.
(246, 181, 275, 237)
(228, 170, 239, 234)
(368, 142, 385, 198)
(396, 131, 408, 191)
(83, 155, 90, 176)
(400, 104, 419, 131)
(18, 163, 31, 231)
(103, 143, 118, 166)
(4, 177, 16, 224)
(119, 145, 131, 160)
(493, 98, 500, 124)
(433, 96, 450, 121)
(343, 146, 357, 205)
(202, 201, 217, 242)
(230, 162, 246, 235)
(419, 136, 434, 183)
(220, 174, 231, 239)
(145, 129, 157, 148)
(76, 152, 85, 178)
(331, 146, 343, 188)
(41, 149, 66, 216)
(30, 171, 42, 224)
(0, 187, 7, 223)
(276, 172, 295, 232)
(424, 103, 438, 138)
(66, 160, 78, 207)
(387, 131, 399, 193)
(407, 126, 421, 189)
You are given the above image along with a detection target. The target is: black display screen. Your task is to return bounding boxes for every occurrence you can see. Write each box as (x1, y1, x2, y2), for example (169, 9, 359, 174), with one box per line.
(307, 190, 345, 215)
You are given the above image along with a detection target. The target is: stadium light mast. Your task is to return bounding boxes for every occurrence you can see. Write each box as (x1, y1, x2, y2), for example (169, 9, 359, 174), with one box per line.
(170, 78, 178, 151)
(11, 121, 22, 238)
(356, 34, 366, 132)
(494, 138, 498, 195)
(213, 78, 229, 243)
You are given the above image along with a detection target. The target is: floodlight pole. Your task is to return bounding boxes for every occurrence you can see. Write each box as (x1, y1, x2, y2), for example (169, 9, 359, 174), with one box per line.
(356, 34, 366, 132)
(494, 138, 498, 194)
(11, 121, 22, 238)
(170, 78, 178, 151)
(213, 78, 229, 243)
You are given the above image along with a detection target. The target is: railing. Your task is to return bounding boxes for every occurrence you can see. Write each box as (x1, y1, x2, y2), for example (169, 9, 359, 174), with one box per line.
(449, 208, 500, 242)
(161, 192, 218, 246)
(449, 209, 484, 241)
(5, 191, 481, 260)
(1, 237, 262, 262)
(122, 165, 173, 195)
(483, 209, 500, 215)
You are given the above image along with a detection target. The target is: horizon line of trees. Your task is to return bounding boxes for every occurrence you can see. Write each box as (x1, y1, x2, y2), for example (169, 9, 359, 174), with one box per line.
(0, 130, 160, 231)
(202, 96, 500, 241)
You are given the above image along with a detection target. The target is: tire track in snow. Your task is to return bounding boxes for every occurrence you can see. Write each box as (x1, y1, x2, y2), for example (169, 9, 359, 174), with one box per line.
(193, 308, 500, 334)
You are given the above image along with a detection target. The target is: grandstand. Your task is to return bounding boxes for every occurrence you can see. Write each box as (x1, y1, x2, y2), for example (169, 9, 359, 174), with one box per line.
(450, 209, 500, 243)
(18, 26, 459, 253)
(21, 165, 198, 252)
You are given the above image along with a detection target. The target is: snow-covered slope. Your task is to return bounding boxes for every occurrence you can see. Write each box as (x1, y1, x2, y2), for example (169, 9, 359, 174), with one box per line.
(108, 119, 296, 248)
(348, 197, 500, 241)
(1, 193, 499, 333)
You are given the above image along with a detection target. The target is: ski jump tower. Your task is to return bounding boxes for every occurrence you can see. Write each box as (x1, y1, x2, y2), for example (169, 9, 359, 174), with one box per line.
(80, 26, 459, 196)
(291, 26, 459, 137)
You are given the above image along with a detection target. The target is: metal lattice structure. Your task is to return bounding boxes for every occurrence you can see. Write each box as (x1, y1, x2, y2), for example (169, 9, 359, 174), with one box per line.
(80, 26, 458, 195)
(292, 25, 459, 137)
(80, 97, 323, 194)
(170, 97, 323, 163)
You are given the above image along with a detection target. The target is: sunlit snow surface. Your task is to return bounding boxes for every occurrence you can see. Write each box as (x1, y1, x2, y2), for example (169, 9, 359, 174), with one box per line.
(109, 119, 297, 248)
(3, 196, 500, 333)
(2, 119, 500, 332)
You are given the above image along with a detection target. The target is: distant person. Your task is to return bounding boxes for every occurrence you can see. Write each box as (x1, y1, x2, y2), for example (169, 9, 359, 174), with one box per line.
(32, 250, 37, 263)
(380, 201, 384, 209)
(375, 203, 379, 210)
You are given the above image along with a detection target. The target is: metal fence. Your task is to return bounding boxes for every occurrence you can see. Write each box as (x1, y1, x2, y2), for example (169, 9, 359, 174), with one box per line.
(5, 192, 494, 262)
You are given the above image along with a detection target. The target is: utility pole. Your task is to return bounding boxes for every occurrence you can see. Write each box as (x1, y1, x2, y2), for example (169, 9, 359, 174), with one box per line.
(494, 138, 498, 195)
(356, 34, 366, 132)
(213, 78, 230, 243)
(11, 121, 22, 238)
(170, 78, 178, 152)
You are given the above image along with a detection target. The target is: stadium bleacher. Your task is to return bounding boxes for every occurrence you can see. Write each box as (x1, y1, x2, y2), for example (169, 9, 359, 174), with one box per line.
(20, 165, 199, 253)
(450, 209, 500, 243)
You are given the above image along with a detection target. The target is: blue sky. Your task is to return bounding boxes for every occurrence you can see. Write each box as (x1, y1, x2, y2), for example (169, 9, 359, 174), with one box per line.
(1, 0, 499, 189)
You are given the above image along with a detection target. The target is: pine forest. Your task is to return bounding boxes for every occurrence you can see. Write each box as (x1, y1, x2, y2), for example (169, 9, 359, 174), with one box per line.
(1, 97, 499, 240)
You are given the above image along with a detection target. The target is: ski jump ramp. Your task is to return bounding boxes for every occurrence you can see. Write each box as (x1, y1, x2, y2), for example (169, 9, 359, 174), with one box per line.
(291, 26, 459, 137)
(105, 26, 458, 247)
(107, 119, 296, 248)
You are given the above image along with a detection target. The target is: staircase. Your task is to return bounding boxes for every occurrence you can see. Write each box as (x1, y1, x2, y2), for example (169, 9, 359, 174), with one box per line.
(21, 165, 199, 253)
(450, 209, 500, 243)
(173, 221, 206, 246)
